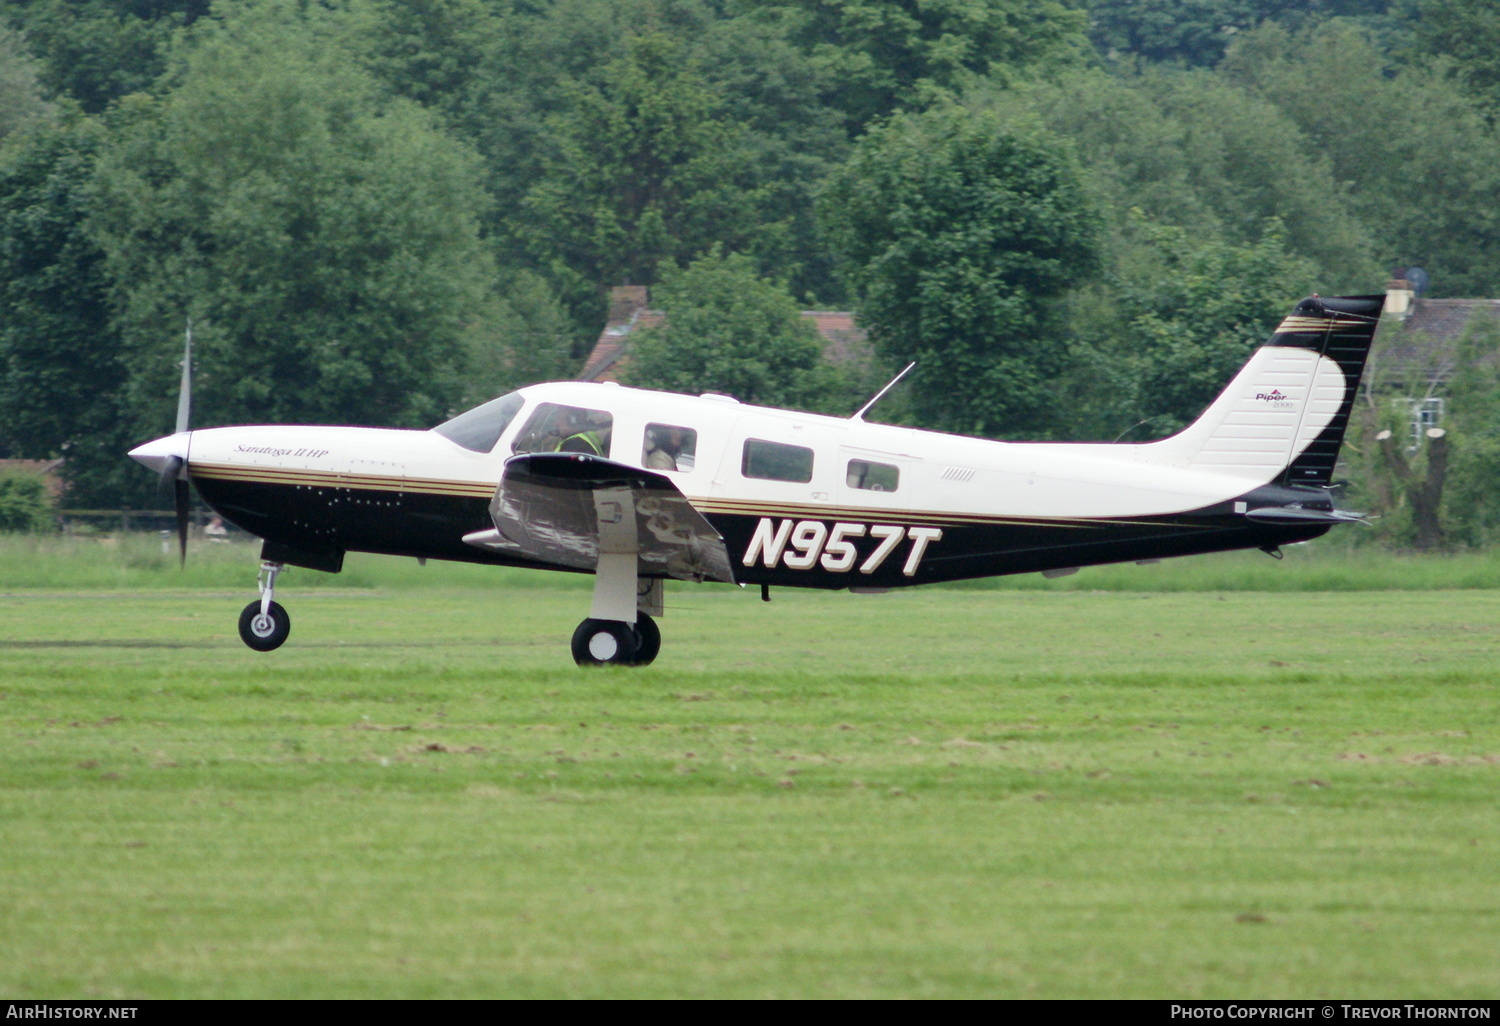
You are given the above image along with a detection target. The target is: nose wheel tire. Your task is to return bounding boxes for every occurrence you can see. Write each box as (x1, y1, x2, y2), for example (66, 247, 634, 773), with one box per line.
(629, 613, 661, 666)
(239, 600, 291, 652)
(571, 618, 639, 666)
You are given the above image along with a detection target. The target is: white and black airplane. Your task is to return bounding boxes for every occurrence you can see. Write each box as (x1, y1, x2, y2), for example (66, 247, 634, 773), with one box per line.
(130, 294, 1382, 665)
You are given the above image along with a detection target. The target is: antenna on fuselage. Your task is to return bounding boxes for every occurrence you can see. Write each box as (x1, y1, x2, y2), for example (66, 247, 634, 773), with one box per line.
(850, 362, 915, 423)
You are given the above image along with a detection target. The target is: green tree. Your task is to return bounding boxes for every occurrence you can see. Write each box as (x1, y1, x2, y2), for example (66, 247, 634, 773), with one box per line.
(739, 0, 1087, 129)
(1412, 0, 1500, 121)
(976, 66, 1378, 292)
(1222, 22, 1500, 297)
(621, 248, 845, 411)
(88, 1, 496, 436)
(1338, 313, 1500, 552)
(1085, 0, 1395, 68)
(1067, 216, 1318, 440)
(345, 0, 510, 133)
(0, 23, 50, 142)
(820, 104, 1101, 437)
(0, 468, 53, 531)
(0, 114, 142, 506)
(2, 0, 210, 113)
(518, 32, 769, 325)
(454, 269, 578, 411)
(468, 0, 853, 323)
(1439, 315, 1500, 546)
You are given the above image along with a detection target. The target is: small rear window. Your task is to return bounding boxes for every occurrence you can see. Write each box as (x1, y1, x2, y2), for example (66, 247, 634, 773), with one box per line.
(742, 439, 813, 483)
(847, 459, 899, 492)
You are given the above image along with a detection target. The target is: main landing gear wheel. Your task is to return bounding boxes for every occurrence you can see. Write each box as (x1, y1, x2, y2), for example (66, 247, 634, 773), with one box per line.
(629, 613, 661, 667)
(239, 600, 291, 652)
(571, 618, 638, 667)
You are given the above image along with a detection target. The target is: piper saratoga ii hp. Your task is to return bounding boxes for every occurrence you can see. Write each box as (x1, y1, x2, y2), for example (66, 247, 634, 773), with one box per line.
(130, 294, 1382, 665)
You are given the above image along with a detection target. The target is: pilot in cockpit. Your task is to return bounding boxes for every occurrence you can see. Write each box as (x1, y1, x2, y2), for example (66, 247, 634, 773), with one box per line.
(557, 408, 612, 457)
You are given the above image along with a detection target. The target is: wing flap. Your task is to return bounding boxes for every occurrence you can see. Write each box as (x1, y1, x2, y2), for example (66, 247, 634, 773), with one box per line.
(462, 452, 735, 583)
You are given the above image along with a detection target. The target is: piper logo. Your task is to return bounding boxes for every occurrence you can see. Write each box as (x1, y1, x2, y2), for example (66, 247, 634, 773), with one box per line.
(1252, 389, 1295, 409)
(743, 519, 942, 576)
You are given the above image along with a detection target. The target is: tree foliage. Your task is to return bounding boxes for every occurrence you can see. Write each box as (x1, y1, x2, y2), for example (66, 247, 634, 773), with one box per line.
(1, 0, 1499, 526)
(519, 32, 767, 322)
(1067, 217, 1318, 440)
(0, 23, 50, 142)
(88, 2, 495, 435)
(622, 248, 845, 411)
(1086, 0, 1395, 68)
(1, 0, 210, 113)
(822, 104, 1101, 437)
(1438, 315, 1500, 546)
(1412, 0, 1500, 121)
(0, 469, 52, 531)
(0, 115, 138, 506)
(740, 0, 1086, 128)
(975, 66, 1378, 292)
(1222, 22, 1500, 298)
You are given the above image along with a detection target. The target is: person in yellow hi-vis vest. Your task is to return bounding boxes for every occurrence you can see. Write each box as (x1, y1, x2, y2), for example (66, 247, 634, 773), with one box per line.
(556, 409, 611, 456)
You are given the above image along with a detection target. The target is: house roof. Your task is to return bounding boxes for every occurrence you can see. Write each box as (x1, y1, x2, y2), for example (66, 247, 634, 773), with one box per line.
(1379, 298, 1500, 384)
(577, 288, 870, 383)
(578, 308, 666, 383)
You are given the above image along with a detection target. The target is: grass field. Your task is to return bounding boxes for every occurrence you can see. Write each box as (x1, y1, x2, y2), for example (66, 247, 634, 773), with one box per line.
(1, 539, 1497, 997)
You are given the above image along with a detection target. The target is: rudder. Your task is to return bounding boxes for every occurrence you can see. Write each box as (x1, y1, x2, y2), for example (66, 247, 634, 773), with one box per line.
(1269, 295, 1384, 488)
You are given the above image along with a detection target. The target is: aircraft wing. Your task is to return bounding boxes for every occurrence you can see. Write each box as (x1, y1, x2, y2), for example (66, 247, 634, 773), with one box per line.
(462, 452, 736, 583)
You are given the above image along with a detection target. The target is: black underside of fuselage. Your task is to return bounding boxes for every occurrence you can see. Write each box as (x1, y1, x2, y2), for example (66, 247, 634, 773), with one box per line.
(194, 476, 1328, 588)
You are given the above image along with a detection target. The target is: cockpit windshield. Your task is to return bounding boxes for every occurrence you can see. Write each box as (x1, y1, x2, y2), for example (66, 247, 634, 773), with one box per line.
(431, 392, 525, 453)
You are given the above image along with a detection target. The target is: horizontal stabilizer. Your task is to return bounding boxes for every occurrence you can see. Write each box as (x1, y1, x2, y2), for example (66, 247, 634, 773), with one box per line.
(463, 452, 735, 583)
(1244, 506, 1367, 525)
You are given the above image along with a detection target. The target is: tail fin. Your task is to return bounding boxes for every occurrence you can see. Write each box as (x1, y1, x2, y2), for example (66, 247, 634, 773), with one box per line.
(1143, 295, 1383, 485)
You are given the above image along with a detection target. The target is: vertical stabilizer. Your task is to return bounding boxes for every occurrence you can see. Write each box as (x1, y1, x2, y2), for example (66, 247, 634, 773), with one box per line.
(1141, 295, 1383, 485)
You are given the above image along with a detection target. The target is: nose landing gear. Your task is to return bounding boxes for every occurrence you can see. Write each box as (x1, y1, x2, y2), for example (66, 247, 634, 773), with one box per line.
(238, 560, 290, 652)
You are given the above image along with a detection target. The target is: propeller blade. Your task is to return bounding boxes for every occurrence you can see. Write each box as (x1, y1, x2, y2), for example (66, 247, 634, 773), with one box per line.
(156, 455, 183, 507)
(174, 477, 190, 567)
(167, 320, 194, 567)
(156, 455, 190, 567)
(175, 320, 193, 436)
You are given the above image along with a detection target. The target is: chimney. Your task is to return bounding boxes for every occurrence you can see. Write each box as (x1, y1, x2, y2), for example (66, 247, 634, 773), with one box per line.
(1384, 277, 1414, 321)
(606, 286, 649, 331)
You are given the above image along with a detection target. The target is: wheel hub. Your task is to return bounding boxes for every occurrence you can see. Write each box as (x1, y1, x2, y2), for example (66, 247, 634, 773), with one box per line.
(587, 631, 619, 660)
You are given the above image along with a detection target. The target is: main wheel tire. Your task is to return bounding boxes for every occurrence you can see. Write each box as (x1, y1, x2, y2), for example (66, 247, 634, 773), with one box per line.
(628, 613, 661, 666)
(238, 600, 291, 652)
(571, 618, 638, 666)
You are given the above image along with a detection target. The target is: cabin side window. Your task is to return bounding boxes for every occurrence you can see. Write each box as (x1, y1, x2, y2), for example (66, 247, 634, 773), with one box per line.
(643, 424, 698, 472)
(512, 403, 614, 457)
(431, 392, 525, 453)
(847, 459, 899, 492)
(742, 439, 813, 483)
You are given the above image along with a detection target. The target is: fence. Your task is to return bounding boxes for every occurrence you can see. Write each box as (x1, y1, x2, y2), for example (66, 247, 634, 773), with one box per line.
(55, 508, 247, 540)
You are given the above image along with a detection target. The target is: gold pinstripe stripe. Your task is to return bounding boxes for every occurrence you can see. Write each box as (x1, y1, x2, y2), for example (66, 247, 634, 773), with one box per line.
(1274, 316, 1370, 333)
(691, 497, 1191, 530)
(190, 462, 496, 498)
